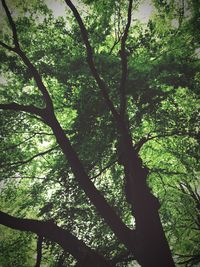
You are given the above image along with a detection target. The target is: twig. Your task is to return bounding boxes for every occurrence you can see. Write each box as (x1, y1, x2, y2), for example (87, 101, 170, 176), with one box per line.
(91, 160, 117, 180)
(0, 146, 58, 168)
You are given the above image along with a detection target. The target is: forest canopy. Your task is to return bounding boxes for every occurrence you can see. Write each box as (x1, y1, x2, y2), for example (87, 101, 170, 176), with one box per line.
(0, 0, 199, 266)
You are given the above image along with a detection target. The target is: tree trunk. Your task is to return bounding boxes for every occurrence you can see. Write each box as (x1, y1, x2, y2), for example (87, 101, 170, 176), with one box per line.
(117, 125, 175, 266)
(126, 149, 175, 266)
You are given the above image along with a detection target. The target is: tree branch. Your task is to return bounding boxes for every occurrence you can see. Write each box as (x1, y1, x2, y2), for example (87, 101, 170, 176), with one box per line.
(133, 130, 196, 152)
(1, 0, 53, 110)
(0, 211, 112, 266)
(46, 113, 136, 252)
(0, 40, 15, 51)
(3, 176, 46, 180)
(111, 250, 135, 265)
(1, 0, 19, 48)
(109, 38, 121, 55)
(91, 159, 117, 180)
(0, 102, 43, 116)
(64, 0, 120, 122)
(0, 146, 58, 168)
(2, 134, 37, 151)
(35, 236, 43, 267)
(119, 0, 133, 117)
(177, 254, 200, 266)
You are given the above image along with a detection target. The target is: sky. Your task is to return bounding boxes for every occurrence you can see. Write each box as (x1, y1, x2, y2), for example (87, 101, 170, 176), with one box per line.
(45, 0, 154, 23)
(0, 0, 155, 85)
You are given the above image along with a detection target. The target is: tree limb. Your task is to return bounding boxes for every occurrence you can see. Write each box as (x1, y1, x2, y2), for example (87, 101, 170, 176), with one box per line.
(0, 146, 58, 168)
(0, 211, 112, 266)
(91, 159, 117, 180)
(1, 0, 53, 110)
(3, 176, 46, 180)
(35, 236, 43, 267)
(111, 250, 135, 265)
(64, 0, 120, 122)
(0, 40, 15, 51)
(133, 130, 197, 152)
(0, 102, 43, 116)
(2, 134, 37, 151)
(119, 0, 133, 117)
(1, 0, 20, 48)
(46, 113, 136, 251)
(177, 254, 200, 266)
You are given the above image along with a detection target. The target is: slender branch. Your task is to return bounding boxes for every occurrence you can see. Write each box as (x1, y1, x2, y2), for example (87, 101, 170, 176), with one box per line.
(2, 134, 37, 151)
(1, 0, 20, 48)
(1, 0, 53, 110)
(152, 168, 186, 176)
(91, 160, 117, 180)
(0, 102, 43, 116)
(6, 131, 54, 136)
(64, 0, 120, 122)
(109, 36, 122, 55)
(177, 254, 200, 266)
(133, 130, 197, 152)
(119, 0, 133, 117)
(0, 146, 58, 168)
(35, 236, 43, 267)
(0, 211, 112, 265)
(0, 40, 15, 51)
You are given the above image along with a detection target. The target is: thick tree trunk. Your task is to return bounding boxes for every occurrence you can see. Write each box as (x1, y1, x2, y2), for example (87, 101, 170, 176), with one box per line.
(130, 178, 175, 267)
(115, 120, 174, 265)
(121, 132, 175, 266)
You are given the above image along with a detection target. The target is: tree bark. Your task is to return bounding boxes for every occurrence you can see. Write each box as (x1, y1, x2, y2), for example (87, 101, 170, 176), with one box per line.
(120, 131, 175, 266)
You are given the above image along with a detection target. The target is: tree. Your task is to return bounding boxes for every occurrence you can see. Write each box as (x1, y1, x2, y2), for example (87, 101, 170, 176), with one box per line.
(0, 0, 199, 266)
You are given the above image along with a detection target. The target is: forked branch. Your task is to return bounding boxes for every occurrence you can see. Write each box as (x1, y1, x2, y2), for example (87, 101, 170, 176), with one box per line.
(0, 0, 53, 110)
(64, 0, 120, 122)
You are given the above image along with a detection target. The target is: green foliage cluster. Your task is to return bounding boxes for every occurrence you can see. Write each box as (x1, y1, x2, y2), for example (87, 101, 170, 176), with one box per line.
(0, 0, 199, 266)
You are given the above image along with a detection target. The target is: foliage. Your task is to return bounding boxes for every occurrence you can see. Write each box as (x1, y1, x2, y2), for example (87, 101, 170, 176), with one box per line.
(0, 0, 199, 266)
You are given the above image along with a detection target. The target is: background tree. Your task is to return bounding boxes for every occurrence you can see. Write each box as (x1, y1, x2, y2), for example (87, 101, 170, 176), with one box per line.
(0, 0, 199, 266)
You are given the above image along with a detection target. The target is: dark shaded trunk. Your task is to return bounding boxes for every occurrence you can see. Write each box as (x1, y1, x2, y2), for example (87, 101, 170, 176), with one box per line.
(130, 174, 175, 267)
(121, 130, 175, 266)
